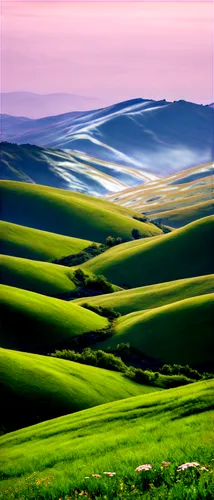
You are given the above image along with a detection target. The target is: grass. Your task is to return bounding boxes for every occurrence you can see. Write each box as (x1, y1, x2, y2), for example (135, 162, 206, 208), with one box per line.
(95, 294, 214, 367)
(0, 221, 91, 261)
(0, 284, 108, 352)
(83, 216, 214, 288)
(0, 181, 162, 243)
(75, 275, 214, 316)
(0, 348, 156, 433)
(107, 162, 213, 228)
(0, 255, 78, 297)
(0, 379, 213, 499)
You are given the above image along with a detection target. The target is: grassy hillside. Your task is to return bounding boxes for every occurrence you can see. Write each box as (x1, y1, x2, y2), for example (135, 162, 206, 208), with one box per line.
(83, 216, 214, 288)
(0, 221, 91, 261)
(0, 181, 162, 243)
(107, 163, 213, 227)
(0, 348, 156, 433)
(75, 275, 214, 316)
(96, 294, 214, 367)
(0, 255, 78, 296)
(0, 285, 108, 352)
(0, 380, 213, 499)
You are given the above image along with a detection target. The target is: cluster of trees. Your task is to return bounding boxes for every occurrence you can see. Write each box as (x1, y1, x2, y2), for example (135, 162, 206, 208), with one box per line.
(81, 303, 121, 320)
(160, 364, 212, 381)
(53, 236, 125, 267)
(50, 346, 212, 390)
(50, 347, 127, 373)
(73, 269, 114, 294)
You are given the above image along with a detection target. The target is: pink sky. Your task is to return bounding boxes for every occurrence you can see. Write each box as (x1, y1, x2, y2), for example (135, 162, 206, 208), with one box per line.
(1, 1, 213, 104)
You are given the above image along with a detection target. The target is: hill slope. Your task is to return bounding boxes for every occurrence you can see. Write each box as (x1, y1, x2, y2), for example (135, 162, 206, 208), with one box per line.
(0, 348, 155, 433)
(75, 275, 214, 316)
(0, 221, 91, 261)
(0, 255, 78, 296)
(0, 285, 108, 352)
(0, 181, 162, 243)
(0, 380, 213, 500)
(0, 142, 152, 195)
(1, 98, 213, 175)
(107, 162, 214, 227)
(83, 216, 214, 288)
(96, 294, 214, 367)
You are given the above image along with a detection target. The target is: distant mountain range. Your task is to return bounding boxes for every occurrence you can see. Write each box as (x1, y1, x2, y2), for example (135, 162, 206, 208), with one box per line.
(0, 92, 101, 119)
(0, 142, 152, 196)
(107, 162, 214, 227)
(1, 98, 213, 179)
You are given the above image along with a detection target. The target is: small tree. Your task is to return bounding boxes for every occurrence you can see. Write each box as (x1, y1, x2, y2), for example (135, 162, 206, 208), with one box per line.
(106, 236, 115, 247)
(132, 228, 141, 240)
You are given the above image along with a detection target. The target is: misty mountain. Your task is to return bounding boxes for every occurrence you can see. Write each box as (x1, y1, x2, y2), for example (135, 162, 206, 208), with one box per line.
(1, 98, 213, 177)
(0, 142, 152, 196)
(0, 92, 100, 119)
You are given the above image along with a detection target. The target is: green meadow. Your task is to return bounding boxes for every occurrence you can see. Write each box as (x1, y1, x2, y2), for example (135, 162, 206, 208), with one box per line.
(96, 294, 214, 366)
(83, 216, 214, 287)
(0, 255, 77, 296)
(0, 284, 108, 352)
(0, 221, 91, 261)
(1, 348, 155, 433)
(0, 380, 213, 500)
(0, 174, 213, 500)
(0, 181, 161, 242)
(75, 274, 214, 315)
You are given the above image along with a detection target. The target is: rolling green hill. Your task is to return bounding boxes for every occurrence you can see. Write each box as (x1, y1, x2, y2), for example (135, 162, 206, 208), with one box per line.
(107, 163, 213, 227)
(0, 255, 78, 296)
(0, 181, 162, 243)
(75, 275, 214, 316)
(0, 348, 156, 433)
(0, 380, 213, 500)
(83, 216, 214, 288)
(0, 285, 108, 352)
(0, 221, 91, 261)
(96, 294, 214, 367)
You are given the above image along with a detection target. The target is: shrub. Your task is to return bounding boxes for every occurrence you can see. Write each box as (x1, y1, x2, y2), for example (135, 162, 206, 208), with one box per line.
(106, 236, 123, 247)
(82, 303, 120, 320)
(73, 268, 86, 285)
(132, 228, 142, 239)
(160, 364, 202, 380)
(133, 215, 148, 223)
(51, 348, 127, 372)
(85, 275, 114, 293)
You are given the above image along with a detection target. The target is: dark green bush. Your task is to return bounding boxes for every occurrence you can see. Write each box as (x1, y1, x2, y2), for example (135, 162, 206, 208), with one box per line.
(131, 228, 142, 239)
(82, 303, 120, 320)
(160, 364, 202, 380)
(51, 348, 127, 372)
(85, 275, 114, 293)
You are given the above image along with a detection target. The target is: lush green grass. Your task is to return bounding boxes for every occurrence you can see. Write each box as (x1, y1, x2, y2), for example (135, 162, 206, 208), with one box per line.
(96, 294, 214, 367)
(0, 285, 108, 352)
(75, 275, 214, 316)
(0, 255, 78, 297)
(83, 216, 214, 288)
(0, 348, 156, 433)
(0, 221, 91, 261)
(0, 181, 162, 243)
(107, 163, 213, 228)
(0, 380, 213, 499)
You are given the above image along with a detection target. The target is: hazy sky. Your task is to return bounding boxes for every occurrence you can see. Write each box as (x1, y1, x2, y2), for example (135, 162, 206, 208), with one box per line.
(1, 1, 213, 104)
